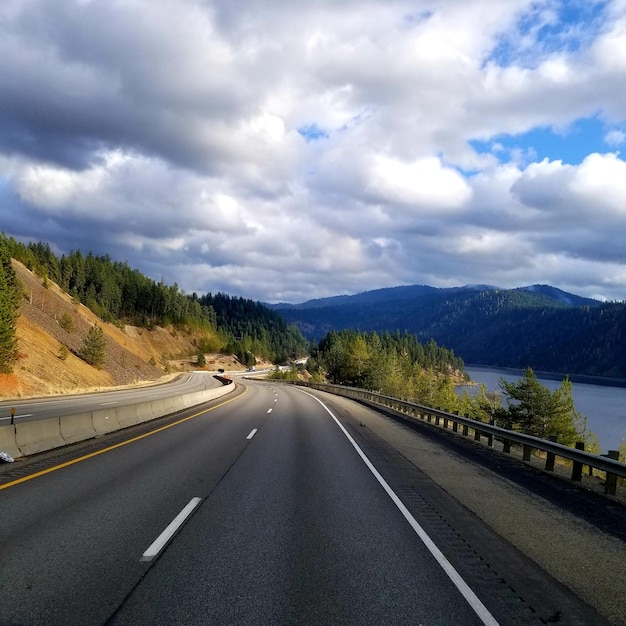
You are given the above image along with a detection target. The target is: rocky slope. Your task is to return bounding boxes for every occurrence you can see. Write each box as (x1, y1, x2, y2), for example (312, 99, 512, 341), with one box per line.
(0, 261, 244, 399)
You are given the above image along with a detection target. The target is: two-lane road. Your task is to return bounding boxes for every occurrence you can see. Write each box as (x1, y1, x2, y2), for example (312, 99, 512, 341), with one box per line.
(0, 381, 606, 625)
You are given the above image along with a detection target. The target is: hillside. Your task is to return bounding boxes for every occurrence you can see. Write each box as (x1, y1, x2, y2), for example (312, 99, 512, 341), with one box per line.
(0, 261, 246, 399)
(273, 284, 626, 379)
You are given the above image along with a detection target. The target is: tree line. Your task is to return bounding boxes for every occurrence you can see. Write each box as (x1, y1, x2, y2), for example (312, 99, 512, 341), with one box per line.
(0, 236, 21, 373)
(200, 292, 309, 365)
(307, 329, 466, 408)
(305, 328, 595, 449)
(0, 234, 308, 372)
(5, 237, 216, 329)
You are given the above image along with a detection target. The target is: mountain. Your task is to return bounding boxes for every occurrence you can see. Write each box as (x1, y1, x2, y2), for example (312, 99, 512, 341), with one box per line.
(516, 284, 597, 306)
(273, 284, 626, 379)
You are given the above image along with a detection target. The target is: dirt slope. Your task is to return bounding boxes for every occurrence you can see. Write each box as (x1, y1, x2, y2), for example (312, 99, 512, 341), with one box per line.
(0, 261, 245, 399)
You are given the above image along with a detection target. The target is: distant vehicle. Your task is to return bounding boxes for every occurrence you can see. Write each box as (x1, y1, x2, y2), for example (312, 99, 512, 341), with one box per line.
(218, 368, 225, 374)
(248, 366, 255, 372)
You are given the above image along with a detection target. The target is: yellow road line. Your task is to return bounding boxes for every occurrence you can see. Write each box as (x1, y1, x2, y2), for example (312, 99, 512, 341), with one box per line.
(0, 385, 248, 491)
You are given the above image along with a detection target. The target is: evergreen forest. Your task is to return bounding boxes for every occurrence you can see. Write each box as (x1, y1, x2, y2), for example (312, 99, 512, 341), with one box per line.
(275, 284, 626, 379)
(303, 329, 595, 450)
(0, 234, 308, 369)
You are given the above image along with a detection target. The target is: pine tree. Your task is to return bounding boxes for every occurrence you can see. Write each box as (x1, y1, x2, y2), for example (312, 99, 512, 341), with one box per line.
(496, 368, 595, 446)
(0, 236, 21, 373)
(80, 324, 107, 368)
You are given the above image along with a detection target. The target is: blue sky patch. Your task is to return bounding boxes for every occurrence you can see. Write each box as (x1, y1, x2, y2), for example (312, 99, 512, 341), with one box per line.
(470, 116, 623, 165)
(487, 0, 609, 68)
(298, 124, 329, 142)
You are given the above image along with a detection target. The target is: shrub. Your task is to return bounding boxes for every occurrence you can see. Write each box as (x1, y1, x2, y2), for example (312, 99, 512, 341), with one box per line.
(80, 324, 106, 368)
(58, 312, 75, 333)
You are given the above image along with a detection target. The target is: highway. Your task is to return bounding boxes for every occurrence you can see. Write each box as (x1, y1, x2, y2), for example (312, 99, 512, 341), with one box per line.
(0, 380, 609, 625)
(0, 371, 222, 423)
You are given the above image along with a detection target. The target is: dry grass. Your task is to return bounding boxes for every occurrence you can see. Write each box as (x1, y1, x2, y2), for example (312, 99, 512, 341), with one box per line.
(0, 261, 250, 400)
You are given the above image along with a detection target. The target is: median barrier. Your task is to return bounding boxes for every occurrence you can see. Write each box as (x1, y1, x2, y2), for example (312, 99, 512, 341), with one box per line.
(5, 378, 237, 459)
(135, 401, 156, 424)
(149, 399, 167, 421)
(163, 395, 187, 415)
(117, 404, 143, 428)
(0, 424, 21, 459)
(183, 389, 214, 408)
(192, 384, 234, 405)
(60, 413, 98, 444)
(91, 407, 122, 435)
(180, 392, 198, 409)
(15, 418, 65, 456)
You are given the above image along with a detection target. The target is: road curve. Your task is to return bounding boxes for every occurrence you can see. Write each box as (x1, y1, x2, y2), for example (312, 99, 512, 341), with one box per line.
(0, 380, 609, 625)
(0, 371, 222, 423)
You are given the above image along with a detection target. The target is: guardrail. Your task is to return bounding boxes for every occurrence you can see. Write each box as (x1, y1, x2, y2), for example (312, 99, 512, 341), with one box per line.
(291, 381, 626, 496)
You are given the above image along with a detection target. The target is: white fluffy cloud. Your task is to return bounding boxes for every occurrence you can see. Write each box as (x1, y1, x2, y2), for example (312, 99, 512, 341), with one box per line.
(1, 0, 626, 302)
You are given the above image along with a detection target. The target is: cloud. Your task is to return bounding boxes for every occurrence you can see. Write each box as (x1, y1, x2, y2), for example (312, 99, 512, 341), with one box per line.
(605, 129, 626, 145)
(2, 0, 626, 303)
(366, 156, 472, 211)
(512, 153, 626, 223)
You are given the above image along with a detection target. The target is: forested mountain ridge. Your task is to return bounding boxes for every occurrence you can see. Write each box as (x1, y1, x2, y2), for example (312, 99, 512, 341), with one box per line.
(274, 284, 626, 379)
(0, 235, 308, 395)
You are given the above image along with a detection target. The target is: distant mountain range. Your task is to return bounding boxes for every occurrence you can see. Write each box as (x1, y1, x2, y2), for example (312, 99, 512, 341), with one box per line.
(272, 284, 626, 379)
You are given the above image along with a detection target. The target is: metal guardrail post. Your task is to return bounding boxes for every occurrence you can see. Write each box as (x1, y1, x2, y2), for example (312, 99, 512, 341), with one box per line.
(503, 439, 511, 453)
(462, 415, 469, 437)
(523, 444, 532, 461)
(605, 451, 620, 495)
(545, 435, 557, 471)
(474, 428, 481, 442)
(572, 442, 585, 481)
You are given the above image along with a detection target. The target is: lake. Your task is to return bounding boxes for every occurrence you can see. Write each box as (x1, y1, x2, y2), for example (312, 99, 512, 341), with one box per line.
(460, 366, 626, 454)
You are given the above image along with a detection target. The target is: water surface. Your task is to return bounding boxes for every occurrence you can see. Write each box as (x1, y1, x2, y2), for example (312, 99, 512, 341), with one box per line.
(461, 366, 626, 454)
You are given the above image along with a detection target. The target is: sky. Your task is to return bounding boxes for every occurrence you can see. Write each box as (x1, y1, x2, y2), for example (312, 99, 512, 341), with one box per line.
(2, 0, 626, 304)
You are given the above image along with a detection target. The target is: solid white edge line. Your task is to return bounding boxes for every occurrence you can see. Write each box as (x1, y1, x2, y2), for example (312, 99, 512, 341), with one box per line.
(247, 428, 258, 439)
(141, 497, 202, 562)
(299, 390, 500, 626)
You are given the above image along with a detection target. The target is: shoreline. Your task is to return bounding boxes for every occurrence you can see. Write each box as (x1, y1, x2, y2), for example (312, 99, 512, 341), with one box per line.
(464, 364, 626, 389)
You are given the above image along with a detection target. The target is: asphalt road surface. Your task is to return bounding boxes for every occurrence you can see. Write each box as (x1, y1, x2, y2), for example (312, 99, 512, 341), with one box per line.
(0, 380, 608, 625)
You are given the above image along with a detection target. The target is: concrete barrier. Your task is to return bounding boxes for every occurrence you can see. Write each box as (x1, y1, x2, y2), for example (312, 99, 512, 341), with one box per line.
(92, 407, 121, 435)
(135, 402, 156, 424)
(117, 404, 142, 429)
(149, 399, 167, 421)
(163, 395, 186, 415)
(6, 379, 236, 458)
(0, 424, 21, 459)
(15, 419, 65, 456)
(60, 413, 98, 445)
